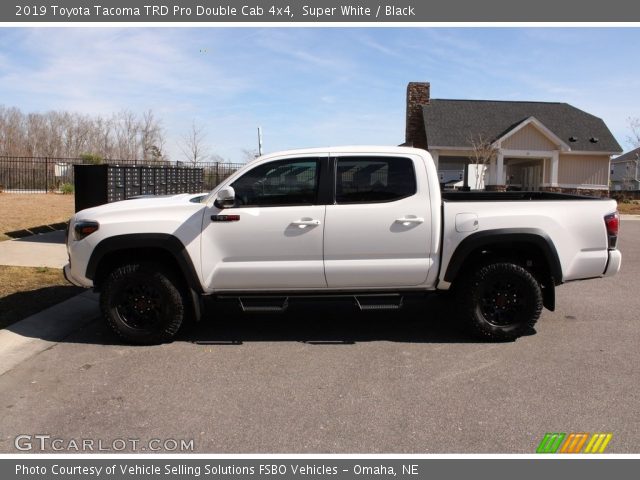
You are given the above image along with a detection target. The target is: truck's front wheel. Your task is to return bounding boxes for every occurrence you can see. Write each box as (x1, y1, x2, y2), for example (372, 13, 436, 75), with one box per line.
(100, 263, 185, 344)
(456, 262, 543, 341)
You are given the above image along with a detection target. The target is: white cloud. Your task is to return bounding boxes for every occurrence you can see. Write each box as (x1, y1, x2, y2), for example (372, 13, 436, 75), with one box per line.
(0, 28, 252, 114)
(252, 29, 354, 72)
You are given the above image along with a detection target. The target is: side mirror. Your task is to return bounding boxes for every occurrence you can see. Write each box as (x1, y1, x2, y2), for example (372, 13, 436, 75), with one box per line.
(214, 186, 235, 209)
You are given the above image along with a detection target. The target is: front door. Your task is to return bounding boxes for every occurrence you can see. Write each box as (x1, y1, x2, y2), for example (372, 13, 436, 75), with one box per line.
(323, 155, 432, 288)
(201, 156, 327, 291)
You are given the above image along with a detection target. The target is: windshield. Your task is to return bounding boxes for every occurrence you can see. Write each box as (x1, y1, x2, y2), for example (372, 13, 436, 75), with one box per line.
(190, 194, 208, 204)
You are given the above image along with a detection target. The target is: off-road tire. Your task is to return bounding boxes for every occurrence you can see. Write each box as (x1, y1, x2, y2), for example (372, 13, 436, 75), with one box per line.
(100, 263, 186, 345)
(456, 262, 543, 342)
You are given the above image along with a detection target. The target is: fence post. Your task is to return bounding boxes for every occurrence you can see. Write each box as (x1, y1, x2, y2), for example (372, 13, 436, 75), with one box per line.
(45, 157, 49, 193)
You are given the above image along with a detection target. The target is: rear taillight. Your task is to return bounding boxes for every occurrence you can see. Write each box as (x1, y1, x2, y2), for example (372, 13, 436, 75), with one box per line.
(604, 212, 619, 249)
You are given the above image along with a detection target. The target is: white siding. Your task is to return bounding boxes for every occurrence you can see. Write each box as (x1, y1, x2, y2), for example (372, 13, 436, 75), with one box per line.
(558, 154, 610, 186)
(502, 124, 557, 151)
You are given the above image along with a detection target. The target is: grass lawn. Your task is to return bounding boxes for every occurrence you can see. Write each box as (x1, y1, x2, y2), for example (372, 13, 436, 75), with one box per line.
(0, 194, 81, 327)
(0, 266, 82, 329)
(0, 193, 75, 241)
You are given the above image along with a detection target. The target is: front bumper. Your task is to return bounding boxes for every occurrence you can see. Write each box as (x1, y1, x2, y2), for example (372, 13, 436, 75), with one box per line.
(63, 263, 92, 288)
(603, 249, 622, 277)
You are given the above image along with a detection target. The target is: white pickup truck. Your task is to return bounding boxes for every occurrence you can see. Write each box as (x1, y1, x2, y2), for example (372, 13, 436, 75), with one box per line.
(64, 146, 622, 344)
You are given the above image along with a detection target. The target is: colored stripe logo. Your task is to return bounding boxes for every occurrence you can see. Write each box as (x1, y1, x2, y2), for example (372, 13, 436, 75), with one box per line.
(536, 433, 612, 453)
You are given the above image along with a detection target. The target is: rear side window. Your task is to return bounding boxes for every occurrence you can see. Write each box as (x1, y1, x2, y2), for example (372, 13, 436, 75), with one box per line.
(335, 157, 416, 204)
(230, 158, 320, 207)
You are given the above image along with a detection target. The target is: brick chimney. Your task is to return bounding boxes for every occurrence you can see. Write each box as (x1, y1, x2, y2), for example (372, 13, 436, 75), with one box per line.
(405, 82, 430, 150)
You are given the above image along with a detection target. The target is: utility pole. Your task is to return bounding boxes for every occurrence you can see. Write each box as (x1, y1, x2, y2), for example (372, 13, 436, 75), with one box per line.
(257, 127, 263, 156)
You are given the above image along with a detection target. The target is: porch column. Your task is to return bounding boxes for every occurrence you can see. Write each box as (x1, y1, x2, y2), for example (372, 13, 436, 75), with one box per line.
(496, 151, 505, 185)
(551, 150, 559, 186)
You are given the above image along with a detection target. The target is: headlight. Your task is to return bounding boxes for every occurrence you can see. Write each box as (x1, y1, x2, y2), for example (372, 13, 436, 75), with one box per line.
(74, 220, 99, 241)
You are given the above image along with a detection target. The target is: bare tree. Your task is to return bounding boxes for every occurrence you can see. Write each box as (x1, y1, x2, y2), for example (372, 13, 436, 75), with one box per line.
(179, 121, 210, 166)
(468, 134, 498, 189)
(241, 148, 259, 163)
(0, 105, 166, 160)
(0, 106, 26, 156)
(140, 110, 165, 163)
(627, 117, 640, 148)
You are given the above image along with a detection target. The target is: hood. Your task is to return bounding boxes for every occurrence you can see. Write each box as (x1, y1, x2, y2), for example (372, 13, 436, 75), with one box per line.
(75, 193, 206, 221)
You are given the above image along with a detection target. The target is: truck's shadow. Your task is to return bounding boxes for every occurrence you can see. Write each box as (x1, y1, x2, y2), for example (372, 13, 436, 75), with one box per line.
(176, 295, 482, 345)
(61, 296, 527, 346)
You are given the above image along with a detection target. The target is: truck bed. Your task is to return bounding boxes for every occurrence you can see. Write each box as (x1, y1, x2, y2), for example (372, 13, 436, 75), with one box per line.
(439, 191, 618, 286)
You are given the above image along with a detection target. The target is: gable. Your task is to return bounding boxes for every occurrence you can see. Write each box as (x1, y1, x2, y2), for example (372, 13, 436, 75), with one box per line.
(501, 123, 559, 151)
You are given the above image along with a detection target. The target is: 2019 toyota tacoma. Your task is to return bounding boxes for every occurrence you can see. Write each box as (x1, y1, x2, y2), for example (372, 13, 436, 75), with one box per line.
(64, 147, 622, 344)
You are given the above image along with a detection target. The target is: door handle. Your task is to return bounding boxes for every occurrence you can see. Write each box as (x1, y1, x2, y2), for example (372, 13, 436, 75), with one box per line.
(396, 216, 424, 225)
(292, 219, 321, 228)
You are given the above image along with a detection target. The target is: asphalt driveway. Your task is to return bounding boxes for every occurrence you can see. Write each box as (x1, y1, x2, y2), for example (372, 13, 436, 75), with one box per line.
(0, 221, 638, 453)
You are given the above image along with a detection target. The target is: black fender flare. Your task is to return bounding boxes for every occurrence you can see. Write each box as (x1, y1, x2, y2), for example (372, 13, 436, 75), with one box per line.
(86, 233, 203, 294)
(443, 228, 563, 287)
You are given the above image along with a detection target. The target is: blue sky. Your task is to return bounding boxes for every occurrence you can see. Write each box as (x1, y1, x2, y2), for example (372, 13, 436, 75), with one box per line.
(1, 27, 639, 162)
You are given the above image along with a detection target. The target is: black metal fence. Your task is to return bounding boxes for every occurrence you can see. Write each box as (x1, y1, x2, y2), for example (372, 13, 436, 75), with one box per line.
(0, 156, 245, 194)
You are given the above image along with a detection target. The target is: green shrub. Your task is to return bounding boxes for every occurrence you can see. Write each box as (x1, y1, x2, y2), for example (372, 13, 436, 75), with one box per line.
(80, 153, 103, 165)
(60, 183, 74, 195)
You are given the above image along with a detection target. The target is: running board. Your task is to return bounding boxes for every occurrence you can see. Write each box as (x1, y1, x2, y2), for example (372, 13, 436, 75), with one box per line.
(238, 297, 289, 313)
(235, 294, 404, 313)
(354, 295, 404, 311)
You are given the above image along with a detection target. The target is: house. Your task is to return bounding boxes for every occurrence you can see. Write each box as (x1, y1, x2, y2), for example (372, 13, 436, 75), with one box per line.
(610, 146, 640, 191)
(404, 82, 622, 195)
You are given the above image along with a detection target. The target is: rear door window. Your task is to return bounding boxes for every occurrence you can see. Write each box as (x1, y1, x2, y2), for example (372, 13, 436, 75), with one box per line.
(335, 157, 416, 204)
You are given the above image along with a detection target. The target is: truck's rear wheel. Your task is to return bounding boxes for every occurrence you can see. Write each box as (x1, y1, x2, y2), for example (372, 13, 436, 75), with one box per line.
(100, 263, 185, 345)
(456, 262, 542, 341)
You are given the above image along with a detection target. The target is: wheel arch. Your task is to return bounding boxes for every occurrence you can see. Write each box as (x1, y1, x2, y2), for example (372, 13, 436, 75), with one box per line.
(86, 233, 203, 295)
(444, 228, 561, 311)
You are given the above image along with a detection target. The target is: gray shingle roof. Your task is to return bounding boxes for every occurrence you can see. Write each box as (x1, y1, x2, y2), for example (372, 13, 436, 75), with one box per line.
(423, 99, 622, 153)
(611, 146, 640, 163)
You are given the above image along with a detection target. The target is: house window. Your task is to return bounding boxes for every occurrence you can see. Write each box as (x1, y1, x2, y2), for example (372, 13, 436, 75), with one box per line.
(335, 157, 416, 203)
(231, 158, 320, 207)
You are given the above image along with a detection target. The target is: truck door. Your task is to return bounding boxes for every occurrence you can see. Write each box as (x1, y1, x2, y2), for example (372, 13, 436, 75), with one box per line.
(201, 156, 328, 290)
(324, 154, 432, 288)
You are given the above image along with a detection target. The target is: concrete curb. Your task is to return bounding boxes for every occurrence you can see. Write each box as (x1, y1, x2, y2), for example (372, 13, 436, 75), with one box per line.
(621, 214, 640, 221)
(0, 290, 99, 377)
